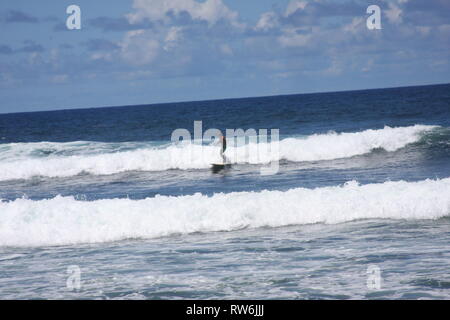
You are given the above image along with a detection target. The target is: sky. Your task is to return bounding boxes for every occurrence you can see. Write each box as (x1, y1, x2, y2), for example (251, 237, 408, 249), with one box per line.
(0, 0, 449, 113)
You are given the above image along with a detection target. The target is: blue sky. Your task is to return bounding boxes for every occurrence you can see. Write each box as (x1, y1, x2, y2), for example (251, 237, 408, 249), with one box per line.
(0, 0, 449, 113)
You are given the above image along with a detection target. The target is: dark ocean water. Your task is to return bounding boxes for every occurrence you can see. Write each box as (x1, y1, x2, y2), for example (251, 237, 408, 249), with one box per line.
(0, 83, 449, 299)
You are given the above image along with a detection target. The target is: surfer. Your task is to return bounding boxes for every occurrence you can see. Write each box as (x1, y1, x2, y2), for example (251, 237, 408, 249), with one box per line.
(211, 133, 230, 173)
(220, 134, 227, 163)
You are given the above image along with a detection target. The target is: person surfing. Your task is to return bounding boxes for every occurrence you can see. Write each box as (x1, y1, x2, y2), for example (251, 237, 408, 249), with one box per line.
(220, 133, 227, 163)
(211, 133, 229, 173)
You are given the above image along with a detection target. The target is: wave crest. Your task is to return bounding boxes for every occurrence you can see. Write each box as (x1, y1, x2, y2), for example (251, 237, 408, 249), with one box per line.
(0, 124, 438, 180)
(1, 177, 449, 247)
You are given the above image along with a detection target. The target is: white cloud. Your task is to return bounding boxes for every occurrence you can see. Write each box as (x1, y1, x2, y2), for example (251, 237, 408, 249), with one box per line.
(342, 17, 364, 34)
(120, 30, 160, 66)
(127, 0, 242, 27)
(255, 12, 278, 31)
(285, 0, 308, 17)
(278, 28, 312, 47)
(119, 0, 243, 67)
(385, 3, 403, 24)
(163, 26, 183, 51)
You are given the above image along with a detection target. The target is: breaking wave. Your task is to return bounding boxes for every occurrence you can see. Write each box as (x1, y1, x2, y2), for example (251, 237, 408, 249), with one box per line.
(1, 177, 449, 247)
(0, 124, 439, 181)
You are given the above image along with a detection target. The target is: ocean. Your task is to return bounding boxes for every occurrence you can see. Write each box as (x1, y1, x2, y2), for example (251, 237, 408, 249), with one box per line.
(0, 83, 449, 299)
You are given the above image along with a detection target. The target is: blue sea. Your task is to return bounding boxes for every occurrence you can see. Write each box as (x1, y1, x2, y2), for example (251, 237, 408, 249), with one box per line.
(0, 83, 449, 299)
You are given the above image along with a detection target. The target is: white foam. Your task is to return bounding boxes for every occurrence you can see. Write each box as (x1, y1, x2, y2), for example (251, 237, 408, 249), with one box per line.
(1, 177, 449, 247)
(0, 124, 437, 180)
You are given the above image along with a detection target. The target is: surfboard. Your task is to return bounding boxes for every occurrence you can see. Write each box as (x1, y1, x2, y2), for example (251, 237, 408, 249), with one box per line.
(211, 163, 231, 173)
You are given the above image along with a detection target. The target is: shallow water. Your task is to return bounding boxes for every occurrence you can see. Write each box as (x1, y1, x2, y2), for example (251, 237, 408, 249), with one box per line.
(1, 219, 450, 299)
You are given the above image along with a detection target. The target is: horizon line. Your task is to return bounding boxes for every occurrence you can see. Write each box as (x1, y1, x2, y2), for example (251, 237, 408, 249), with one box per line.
(1, 81, 449, 116)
